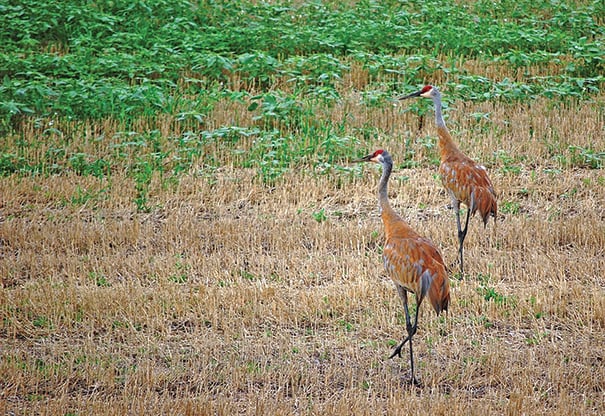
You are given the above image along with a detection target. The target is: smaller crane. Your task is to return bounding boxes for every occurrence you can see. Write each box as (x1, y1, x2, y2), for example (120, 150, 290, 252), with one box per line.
(355, 149, 450, 386)
(400, 85, 497, 275)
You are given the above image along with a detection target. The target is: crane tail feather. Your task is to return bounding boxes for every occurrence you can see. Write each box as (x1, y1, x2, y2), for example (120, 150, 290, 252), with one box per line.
(427, 271, 450, 315)
(474, 187, 497, 226)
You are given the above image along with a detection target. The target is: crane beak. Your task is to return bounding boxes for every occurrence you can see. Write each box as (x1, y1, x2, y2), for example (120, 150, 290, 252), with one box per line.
(352, 153, 374, 163)
(398, 90, 422, 100)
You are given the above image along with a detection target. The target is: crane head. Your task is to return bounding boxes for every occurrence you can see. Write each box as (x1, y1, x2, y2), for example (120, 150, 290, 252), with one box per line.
(353, 149, 388, 164)
(399, 85, 437, 100)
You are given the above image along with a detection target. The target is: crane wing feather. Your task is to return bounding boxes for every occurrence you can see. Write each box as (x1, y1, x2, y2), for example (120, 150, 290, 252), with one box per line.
(440, 160, 497, 221)
(383, 235, 448, 312)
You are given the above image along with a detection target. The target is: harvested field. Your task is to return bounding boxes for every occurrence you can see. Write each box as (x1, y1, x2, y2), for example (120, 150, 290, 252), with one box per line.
(1, 1, 604, 414)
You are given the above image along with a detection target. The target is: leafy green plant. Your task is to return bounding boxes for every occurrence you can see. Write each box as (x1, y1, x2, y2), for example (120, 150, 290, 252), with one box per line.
(191, 53, 234, 83)
(312, 209, 327, 223)
(235, 52, 279, 89)
(248, 92, 308, 130)
(567, 145, 605, 169)
(493, 150, 523, 175)
(67, 185, 108, 207)
(89, 271, 110, 287)
(32, 315, 52, 328)
(476, 275, 517, 308)
(0, 153, 28, 175)
(132, 159, 154, 212)
(68, 153, 111, 177)
(169, 257, 190, 283)
(500, 201, 520, 215)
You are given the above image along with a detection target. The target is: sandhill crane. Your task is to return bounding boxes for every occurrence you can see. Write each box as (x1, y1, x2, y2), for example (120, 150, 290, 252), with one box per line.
(400, 85, 497, 275)
(355, 149, 450, 386)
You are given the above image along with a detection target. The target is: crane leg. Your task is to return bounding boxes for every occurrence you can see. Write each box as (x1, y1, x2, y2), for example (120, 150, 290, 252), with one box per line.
(455, 204, 471, 275)
(389, 286, 420, 385)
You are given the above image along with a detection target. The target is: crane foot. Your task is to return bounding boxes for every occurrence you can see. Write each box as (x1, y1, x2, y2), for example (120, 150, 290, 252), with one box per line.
(389, 346, 403, 359)
(389, 336, 411, 359)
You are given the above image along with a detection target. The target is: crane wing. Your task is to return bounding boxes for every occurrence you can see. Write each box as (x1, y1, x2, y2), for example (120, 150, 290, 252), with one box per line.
(440, 160, 497, 222)
(383, 235, 449, 314)
(441, 160, 494, 193)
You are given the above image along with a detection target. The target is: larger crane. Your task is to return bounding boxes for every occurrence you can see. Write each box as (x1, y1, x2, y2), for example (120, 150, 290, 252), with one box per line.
(355, 149, 450, 386)
(400, 85, 497, 275)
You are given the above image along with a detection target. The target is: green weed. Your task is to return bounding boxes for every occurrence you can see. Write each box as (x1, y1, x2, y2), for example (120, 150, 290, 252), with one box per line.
(500, 201, 520, 215)
(89, 271, 109, 287)
(312, 209, 328, 223)
(567, 145, 605, 169)
(32, 315, 51, 329)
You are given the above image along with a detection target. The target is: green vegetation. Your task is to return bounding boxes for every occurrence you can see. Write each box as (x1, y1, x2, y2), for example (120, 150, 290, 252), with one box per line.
(1, 0, 604, 192)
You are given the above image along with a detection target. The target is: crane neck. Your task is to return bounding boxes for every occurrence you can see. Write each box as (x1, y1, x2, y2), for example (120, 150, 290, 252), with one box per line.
(432, 91, 447, 130)
(376, 153, 414, 240)
(378, 158, 392, 208)
(377, 155, 398, 220)
(430, 91, 462, 161)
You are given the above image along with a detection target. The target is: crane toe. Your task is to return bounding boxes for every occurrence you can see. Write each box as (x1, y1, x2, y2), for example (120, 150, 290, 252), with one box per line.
(389, 335, 411, 359)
